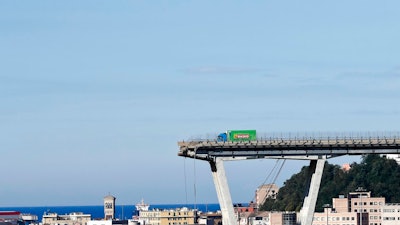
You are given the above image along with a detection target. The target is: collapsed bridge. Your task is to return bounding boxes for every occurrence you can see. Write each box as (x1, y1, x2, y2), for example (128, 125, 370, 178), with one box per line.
(178, 133, 400, 225)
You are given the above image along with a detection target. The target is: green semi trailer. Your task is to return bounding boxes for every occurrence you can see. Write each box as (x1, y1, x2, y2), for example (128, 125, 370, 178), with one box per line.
(217, 130, 257, 142)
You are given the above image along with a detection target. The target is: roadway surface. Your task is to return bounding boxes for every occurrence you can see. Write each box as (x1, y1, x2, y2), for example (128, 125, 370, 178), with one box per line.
(178, 137, 400, 161)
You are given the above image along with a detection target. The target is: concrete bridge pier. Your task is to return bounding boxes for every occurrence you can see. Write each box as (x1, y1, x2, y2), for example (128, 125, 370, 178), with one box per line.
(300, 158, 326, 225)
(209, 158, 237, 225)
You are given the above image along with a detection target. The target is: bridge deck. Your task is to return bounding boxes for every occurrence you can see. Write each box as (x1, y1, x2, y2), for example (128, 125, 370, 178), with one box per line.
(178, 137, 400, 161)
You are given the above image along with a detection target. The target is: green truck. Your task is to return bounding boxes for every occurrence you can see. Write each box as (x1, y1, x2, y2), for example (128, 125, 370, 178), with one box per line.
(217, 130, 257, 142)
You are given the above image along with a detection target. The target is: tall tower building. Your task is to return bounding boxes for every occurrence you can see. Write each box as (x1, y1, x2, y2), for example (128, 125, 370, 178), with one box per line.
(255, 183, 279, 206)
(104, 195, 116, 220)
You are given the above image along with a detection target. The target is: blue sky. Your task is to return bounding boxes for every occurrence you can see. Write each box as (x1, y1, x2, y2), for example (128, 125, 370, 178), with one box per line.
(1, 1, 399, 207)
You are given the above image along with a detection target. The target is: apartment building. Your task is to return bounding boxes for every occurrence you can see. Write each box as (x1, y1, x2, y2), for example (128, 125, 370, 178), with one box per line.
(381, 203, 400, 225)
(312, 206, 358, 225)
(42, 212, 91, 225)
(312, 191, 386, 225)
(138, 207, 198, 225)
(197, 212, 222, 225)
(255, 184, 280, 206)
(235, 211, 296, 225)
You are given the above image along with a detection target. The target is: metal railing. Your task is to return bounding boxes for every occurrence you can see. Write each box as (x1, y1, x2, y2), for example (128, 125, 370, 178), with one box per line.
(184, 131, 400, 142)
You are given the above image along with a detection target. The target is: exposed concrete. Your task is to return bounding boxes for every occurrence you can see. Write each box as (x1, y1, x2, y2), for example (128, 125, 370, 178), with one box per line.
(178, 135, 400, 225)
(300, 158, 326, 225)
(209, 158, 237, 225)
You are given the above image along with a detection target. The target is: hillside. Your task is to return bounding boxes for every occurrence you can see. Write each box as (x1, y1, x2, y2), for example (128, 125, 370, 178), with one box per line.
(259, 155, 400, 212)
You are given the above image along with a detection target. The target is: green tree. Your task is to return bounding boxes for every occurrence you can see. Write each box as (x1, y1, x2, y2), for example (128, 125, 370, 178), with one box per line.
(259, 155, 400, 212)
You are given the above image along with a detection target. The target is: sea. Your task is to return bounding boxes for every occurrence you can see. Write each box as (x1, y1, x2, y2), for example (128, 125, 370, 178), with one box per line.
(0, 204, 221, 222)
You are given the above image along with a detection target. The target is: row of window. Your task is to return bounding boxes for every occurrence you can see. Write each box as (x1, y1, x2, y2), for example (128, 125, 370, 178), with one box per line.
(167, 212, 190, 216)
(167, 218, 191, 221)
(354, 202, 383, 206)
(314, 215, 391, 222)
(140, 213, 161, 217)
(141, 217, 192, 221)
(369, 216, 381, 220)
(354, 209, 381, 213)
(383, 209, 400, 213)
(46, 218, 88, 222)
(382, 217, 400, 220)
(314, 217, 355, 221)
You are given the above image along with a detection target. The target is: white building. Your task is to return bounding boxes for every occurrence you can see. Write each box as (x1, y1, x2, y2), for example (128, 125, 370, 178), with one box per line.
(382, 203, 400, 225)
(42, 212, 91, 225)
(87, 220, 139, 225)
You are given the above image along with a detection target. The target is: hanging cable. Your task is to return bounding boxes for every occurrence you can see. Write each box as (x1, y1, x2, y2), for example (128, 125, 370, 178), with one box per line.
(252, 159, 281, 203)
(183, 157, 188, 206)
(193, 149, 197, 210)
(261, 159, 281, 186)
(261, 159, 286, 205)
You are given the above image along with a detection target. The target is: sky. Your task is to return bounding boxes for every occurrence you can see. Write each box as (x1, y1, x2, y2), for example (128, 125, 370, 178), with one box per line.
(1, 1, 400, 207)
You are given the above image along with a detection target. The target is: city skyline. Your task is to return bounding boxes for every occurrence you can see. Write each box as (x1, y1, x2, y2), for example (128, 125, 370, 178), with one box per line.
(1, 1, 399, 206)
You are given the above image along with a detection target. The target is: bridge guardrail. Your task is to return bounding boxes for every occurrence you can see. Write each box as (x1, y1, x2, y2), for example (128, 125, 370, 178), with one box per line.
(184, 131, 400, 142)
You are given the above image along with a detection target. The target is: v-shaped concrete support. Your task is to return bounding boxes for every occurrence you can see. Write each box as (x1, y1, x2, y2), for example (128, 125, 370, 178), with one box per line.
(209, 158, 237, 225)
(300, 158, 326, 225)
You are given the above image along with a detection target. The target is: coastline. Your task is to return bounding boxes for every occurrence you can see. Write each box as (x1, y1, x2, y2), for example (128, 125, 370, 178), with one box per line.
(0, 203, 222, 221)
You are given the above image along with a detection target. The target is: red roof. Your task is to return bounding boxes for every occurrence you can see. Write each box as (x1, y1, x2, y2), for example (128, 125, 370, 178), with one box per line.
(0, 211, 21, 216)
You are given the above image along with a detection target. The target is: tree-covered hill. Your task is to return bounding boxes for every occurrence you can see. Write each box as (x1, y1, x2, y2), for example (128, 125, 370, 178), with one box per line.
(259, 155, 400, 212)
